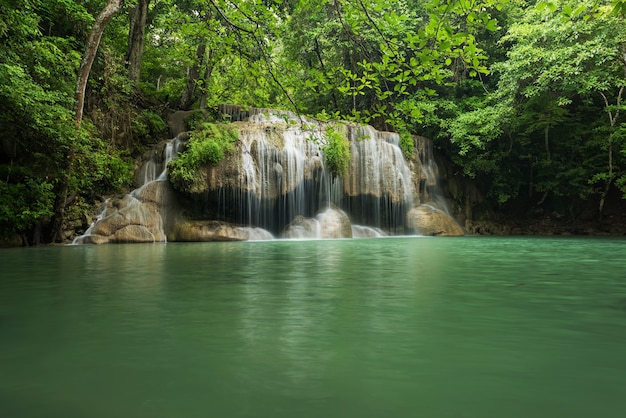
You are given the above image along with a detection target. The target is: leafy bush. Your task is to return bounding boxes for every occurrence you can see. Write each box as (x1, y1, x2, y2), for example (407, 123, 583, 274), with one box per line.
(185, 110, 208, 131)
(399, 131, 415, 159)
(168, 123, 238, 190)
(322, 126, 351, 177)
(0, 172, 55, 237)
(132, 110, 168, 144)
(70, 125, 134, 194)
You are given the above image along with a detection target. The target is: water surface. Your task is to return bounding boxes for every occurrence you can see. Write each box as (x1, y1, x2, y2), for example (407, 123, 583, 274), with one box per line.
(1, 237, 626, 417)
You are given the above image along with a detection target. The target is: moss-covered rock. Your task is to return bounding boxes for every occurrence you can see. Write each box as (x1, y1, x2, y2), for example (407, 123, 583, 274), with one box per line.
(168, 123, 238, 192)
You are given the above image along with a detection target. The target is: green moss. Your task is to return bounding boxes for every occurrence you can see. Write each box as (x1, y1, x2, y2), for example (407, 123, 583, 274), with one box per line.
(322, 126, 351, 177)
(168, 123, 238, 191)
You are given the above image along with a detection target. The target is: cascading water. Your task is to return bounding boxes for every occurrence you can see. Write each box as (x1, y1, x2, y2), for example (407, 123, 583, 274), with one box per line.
(73, 107, 463, 244)
(72, 136, 185, 244)
(201, 108, 459, 238)
(417, 138, 451, 214)
(342, 125, 415, 233)
(216, 117, 340, 236)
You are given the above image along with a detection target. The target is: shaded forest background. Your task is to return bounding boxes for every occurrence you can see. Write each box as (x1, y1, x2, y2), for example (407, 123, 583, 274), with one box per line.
(1, 0, 626, 245)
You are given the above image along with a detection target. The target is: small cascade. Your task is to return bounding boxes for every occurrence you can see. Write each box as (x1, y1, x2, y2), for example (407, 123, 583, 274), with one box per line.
(352, 225, 387, 238)
(72, 136, 186, 244)
(223, 120, 337, 234)
(71, 201, 108, 244)
(240, 227, 274, 241)
(133, 136, 185, 186)
(343, 125, 414, 233)
(417, 138, 452, 214)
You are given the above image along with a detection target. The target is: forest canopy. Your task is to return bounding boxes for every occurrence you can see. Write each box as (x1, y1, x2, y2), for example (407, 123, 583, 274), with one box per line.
(1, 0, 625, 243)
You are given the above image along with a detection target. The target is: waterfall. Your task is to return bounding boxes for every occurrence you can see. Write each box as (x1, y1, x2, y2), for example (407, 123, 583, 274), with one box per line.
(202, 110, 455, 236)
(343, 126, 414, 233)
(73, 107, 463, 244)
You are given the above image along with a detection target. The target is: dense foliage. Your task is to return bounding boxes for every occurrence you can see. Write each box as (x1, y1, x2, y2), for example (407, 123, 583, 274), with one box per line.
(1, 0, 625, 243)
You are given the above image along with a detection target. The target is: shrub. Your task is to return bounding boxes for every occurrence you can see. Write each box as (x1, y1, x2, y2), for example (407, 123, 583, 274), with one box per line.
(168, 123, 238, 190)
(322, 126, 351, 177)
(399, 131, 414, 159)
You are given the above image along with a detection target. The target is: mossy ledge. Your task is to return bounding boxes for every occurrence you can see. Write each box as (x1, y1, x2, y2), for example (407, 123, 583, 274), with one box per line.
(168, 123, 238, 192)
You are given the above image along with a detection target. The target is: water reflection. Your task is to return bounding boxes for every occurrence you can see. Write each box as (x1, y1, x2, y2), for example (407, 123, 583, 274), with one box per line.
(2, 237, 626, 418)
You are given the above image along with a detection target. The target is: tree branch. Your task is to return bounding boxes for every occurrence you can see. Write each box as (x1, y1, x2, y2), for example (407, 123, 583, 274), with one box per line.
(208, 0, 255, 34)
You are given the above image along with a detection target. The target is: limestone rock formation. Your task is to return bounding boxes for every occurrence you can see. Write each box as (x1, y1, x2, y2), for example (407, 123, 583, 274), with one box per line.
(406, 205, 465, 236)
(73, 181, 178, 244)
(74, 109, 465, 244)
(317, 207, 353, 238)
(78, 198, 166, 244)
(169, 220, 247, 241)
(168, 220, 272, 242)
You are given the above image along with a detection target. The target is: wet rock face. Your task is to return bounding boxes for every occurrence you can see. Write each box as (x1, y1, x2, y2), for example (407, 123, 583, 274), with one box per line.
(73, 181, 179, 245)
(406, 205, 465, 236)
(178, 120, 452, 235)
(196, 122, 327, 200)
(195, 123, 420, 204)
(78, 199, 166, 244)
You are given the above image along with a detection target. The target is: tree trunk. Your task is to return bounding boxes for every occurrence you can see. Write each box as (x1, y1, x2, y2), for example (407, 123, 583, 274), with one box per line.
(75, 0, 125, 126)
(180, 43, 207, 110)
(598, 87, 622, 221)
(199, 51, 215, 110)
(126, 0, 148, 85)
(598, 142, 613, 221)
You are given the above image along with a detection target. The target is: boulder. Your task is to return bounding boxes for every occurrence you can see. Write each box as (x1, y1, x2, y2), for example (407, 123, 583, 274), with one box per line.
(283, 207, 353, 239)
(76, 195, 167, 244)
(317, 207, 353, 238)
(283, 216, 320, 239)
(109, 225, 162, 243)
(168, 220, 249, 242)
(406, 205, 464, 236)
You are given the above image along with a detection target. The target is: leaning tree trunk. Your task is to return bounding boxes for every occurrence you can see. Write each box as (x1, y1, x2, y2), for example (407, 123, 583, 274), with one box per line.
(50, 0, 124, 242)
(75, 0, 125, 126)
(126, 0, 148, 85)
(199, 49, 215, 110)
